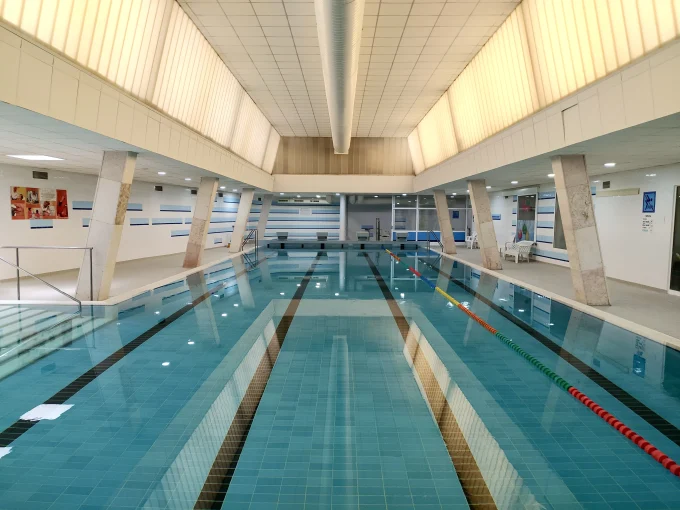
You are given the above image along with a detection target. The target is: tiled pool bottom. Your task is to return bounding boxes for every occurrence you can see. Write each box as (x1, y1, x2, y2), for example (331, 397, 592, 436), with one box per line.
(0, 249, 679, 509)
(224, 316, 465, 510)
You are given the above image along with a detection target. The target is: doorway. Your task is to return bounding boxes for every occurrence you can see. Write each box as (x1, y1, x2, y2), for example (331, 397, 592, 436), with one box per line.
(670, 186, 680, 294)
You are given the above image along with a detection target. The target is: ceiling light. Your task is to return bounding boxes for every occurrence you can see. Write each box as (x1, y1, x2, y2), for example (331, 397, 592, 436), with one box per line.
(158, 171, 166, 175)
(280, 192, 284, 195)
(219, 186, 225, 190)
(451, 193, 457, 196)
(374, 195, 379, 198)
(184, 177, 191, 181)
(280, 292, 285, 295)
(486, 186, 491, 189)
(336, 193, 340, 196)
(162, 362, 170, 366)
(334, 292, 339, 296)
(604, 162, 616, 167)
(233, 189, 238, 192)
(297, 195, 301, 198)
(466, 190, 469, 193)
(402, 193, 407, 196)
(518, 309, 525, 312)
(316, 195, 321, 198)
(7, 154, 63, 161)
(548, 173, 555, 178)
(221, 313, 227, 317)
(511, 181, 518, 184)
(187, 341, 195, 345)
(647, 173, 656, 177)
(233, 303, 239, 307)
(593, 180, 599, 183)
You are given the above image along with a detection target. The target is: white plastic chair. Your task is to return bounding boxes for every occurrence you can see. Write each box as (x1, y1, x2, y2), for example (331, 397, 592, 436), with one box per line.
(503, 240, 533, 263)
(466, 232, 478, 249)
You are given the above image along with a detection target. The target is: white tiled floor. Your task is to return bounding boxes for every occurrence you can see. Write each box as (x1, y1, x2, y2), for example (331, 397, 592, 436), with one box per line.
(449, 248, 680, 342)
(0, 248, 233, 303)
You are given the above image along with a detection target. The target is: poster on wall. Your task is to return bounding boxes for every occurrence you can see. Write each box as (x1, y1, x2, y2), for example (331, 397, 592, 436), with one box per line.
(10, 186, 68, 220)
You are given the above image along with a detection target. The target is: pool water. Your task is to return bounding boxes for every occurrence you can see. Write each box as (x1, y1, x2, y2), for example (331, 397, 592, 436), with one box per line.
(1, 249, 679, 510)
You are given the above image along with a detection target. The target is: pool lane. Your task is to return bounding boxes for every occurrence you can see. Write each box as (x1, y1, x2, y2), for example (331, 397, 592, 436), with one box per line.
(220, 250, 469, 510)
(376, 250, 680, 508)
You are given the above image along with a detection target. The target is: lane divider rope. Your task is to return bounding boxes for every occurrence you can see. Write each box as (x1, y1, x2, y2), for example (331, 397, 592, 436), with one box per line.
(384, 249, 680, 477)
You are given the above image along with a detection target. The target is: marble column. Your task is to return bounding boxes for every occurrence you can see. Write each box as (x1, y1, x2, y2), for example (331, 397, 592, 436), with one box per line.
(183, 177, 218, 269)
(433, 189, 456, 254)
(76, 151, 136, 301)
(229, 188, 255, 253)
(257, 194, 273, 243)
(468, 179, 502, 270)
(551, 155, 610, 305)
(339, 194, 347, 241)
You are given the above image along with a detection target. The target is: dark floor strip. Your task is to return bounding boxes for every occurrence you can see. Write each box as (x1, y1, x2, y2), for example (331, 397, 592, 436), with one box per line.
(363, 252, 498, 510)
(0, 255, 263, 449)
(194, 253, 321, 510)
(418, 256, 680, 448)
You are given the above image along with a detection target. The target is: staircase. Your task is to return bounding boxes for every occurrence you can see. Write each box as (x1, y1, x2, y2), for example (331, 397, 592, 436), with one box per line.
(0, 305, 109, 381)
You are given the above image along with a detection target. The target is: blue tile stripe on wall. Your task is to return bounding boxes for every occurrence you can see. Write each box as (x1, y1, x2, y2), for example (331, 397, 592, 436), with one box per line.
(492, 214, 501, 220)
(537, 206, 555, 214)
(537, 220, 554, 229)
(130, 218, 150, 226)
(82, 218, 90, 227)
(536, 235, 554, 244)
(30, 219, 53, 229)
(72, 200, 93, 210)
(152, 218, 184, 225)
(127, 203, 143, 211)
(160, 204, 191, 212)
(538, 191, 556, 200)
(170, 229, 190, 237)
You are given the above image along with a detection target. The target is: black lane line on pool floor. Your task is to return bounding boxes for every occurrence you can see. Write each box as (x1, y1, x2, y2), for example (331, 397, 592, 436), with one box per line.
(194, 253, 321, 510)
(418, 256, 680, 449)
(0, 254, 265, 449)
(363, 252, 498, 510)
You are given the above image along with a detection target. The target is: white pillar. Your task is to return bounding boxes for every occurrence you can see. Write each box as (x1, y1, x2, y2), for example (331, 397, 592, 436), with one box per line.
(230, 188, 255, 253)
(257, 194, 273, 242)
(468, 179, 502, 270)
(76, 151, 136, 300)
(339, 194, 347, 241)
(433, 189, 456, 254)
(551, 155, 610, 305)
(232, 258, 255, 308)
(183, 177, 218, 268)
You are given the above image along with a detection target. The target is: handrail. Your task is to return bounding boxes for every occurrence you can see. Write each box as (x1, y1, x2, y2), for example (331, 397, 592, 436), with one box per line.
(0, 246, 93, 301)
(0, 255, 82, 310)
(240, 229, 258, 252)
(0, 245, 92, 250)
(426, 230, 444, 253)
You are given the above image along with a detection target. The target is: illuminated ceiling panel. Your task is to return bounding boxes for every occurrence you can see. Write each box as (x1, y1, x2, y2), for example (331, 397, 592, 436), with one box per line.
(178, 0, 520, 137)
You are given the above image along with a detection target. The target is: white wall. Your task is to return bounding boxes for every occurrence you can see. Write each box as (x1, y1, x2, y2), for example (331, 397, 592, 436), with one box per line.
(595, 164, 679, 290)
(488, 165, 680, 291)
(0, 164, 237, 280)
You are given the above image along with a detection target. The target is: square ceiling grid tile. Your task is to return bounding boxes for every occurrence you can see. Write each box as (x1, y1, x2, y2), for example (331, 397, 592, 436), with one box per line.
(179, 0, 519, 138)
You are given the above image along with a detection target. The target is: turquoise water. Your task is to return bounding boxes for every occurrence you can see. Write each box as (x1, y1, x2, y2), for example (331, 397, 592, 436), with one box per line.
(1, 249, 679, 509)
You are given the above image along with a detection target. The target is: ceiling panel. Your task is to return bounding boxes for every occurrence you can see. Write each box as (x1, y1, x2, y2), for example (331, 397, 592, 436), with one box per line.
(179, 0, 519, 138)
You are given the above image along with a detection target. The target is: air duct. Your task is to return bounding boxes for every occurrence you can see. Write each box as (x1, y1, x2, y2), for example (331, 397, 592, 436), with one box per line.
(315, 0, 365, 154)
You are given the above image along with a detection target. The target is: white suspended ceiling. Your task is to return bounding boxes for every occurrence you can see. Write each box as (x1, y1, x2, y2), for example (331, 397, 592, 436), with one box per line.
(178, 0, 519, 138)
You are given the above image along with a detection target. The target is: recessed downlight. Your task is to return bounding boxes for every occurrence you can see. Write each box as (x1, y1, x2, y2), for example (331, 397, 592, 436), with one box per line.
(548, 173, 555, 178)
(184, 177, 191, 181)
(280, 192, 284, 195)
(374, 195, 379, 198)
(219, 186, 225, 189)
(604, 162, 616, 167)
(511, 180, 518, 184)
(7, 154, 63, 161)
(451, 193, 457, 196)
(158, 171, 166, 175)
(486, 186, 491, 189)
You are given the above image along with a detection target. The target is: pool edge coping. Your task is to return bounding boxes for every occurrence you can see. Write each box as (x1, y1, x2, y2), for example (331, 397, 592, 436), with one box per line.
(437, 250, 680, 350)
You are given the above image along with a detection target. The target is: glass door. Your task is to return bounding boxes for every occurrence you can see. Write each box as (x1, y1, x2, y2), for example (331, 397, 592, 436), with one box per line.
(516, 194, 537, 241)
(670, 186, 680, 293)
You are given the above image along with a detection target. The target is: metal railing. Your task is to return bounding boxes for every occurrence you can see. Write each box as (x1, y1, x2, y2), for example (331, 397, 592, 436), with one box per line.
(240, 229, 258, 254)
(0, 246, 92, 302)
(426, 230, 444, 253)
(0, 255, 82, 310)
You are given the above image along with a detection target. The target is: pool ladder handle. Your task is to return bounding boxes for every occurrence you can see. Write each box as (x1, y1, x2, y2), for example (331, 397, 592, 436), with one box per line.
(426, 230, 444, 254)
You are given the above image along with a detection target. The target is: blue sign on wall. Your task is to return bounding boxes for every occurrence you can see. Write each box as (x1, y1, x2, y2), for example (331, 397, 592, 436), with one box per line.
(642, 191, 656, 213)
(452, 210, 460, 219)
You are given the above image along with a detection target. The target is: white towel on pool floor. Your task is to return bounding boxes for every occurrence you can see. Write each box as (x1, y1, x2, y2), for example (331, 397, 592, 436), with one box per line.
(20, 404, 73, 421)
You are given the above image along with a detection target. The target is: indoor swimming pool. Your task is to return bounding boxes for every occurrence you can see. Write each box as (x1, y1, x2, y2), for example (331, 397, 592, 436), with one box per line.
(1, 248, 680, 510)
